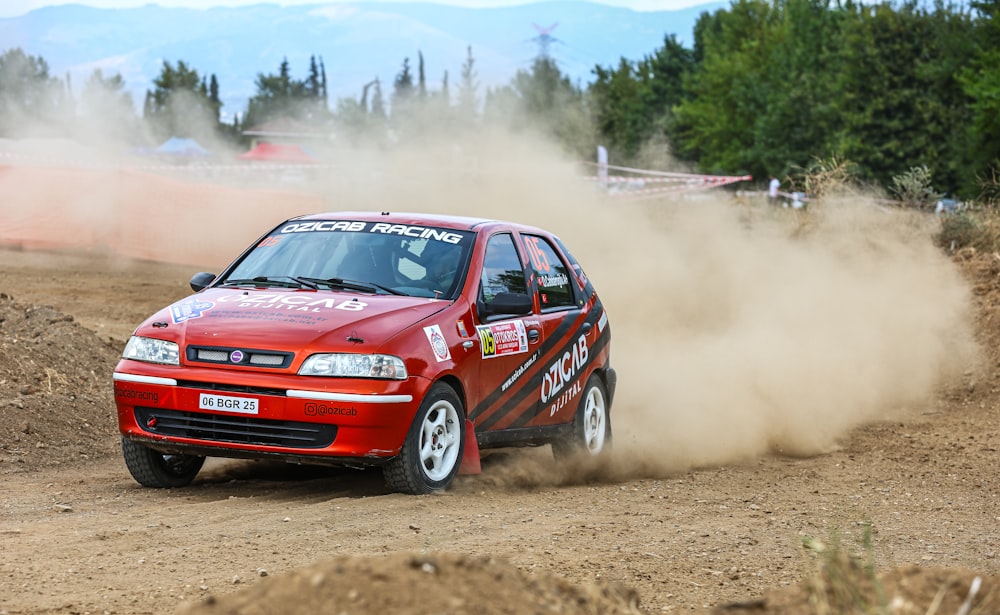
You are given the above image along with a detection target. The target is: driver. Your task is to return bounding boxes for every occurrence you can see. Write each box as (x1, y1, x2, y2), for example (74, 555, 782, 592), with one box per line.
(423, 241, 462, 292)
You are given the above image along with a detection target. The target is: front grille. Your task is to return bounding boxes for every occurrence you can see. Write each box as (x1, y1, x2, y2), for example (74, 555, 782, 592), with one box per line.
(135, 407, 336, 449)
(187, 346, 293, 369)
(178, 381, 287, 396)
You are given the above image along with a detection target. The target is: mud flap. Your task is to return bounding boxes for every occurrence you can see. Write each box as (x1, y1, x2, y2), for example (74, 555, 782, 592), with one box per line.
(458, 418, 481, 475)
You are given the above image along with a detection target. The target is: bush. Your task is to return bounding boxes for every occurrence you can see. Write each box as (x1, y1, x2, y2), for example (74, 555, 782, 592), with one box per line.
(937, 207, 1000, 252)
(891, 165, 943, 211)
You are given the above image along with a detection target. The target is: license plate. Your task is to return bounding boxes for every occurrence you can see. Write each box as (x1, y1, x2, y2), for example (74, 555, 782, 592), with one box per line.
(199, 393, 259, 415)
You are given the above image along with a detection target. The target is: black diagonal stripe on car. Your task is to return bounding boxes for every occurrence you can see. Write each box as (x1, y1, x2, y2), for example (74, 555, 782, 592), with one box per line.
(469, 309, 580, 425)
(475, 303, 606, 432)
(506, 326, 610, 430)
(503, 306, 609, 430)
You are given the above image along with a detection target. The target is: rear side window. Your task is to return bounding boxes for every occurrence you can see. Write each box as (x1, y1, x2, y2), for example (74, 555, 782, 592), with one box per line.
(480, 233, 527, 302)
(522, 234, 575, 309)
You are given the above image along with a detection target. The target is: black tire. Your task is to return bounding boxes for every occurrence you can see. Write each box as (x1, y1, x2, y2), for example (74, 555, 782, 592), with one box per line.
(121, 437, 205, 488)
(552, 374, 612, 461)
(383, 383, 466, 495)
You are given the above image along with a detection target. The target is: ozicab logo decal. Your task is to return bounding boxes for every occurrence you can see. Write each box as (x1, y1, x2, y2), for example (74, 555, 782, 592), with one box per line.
(540, 333, 589, 404)
(279, 220, 463, 244)
(280, 220, 366, 233)
(216, 293, 367, 313)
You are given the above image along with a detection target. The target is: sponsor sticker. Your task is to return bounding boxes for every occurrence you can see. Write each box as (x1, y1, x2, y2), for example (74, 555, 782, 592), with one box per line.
(304, 402, 358, 417)
(539, 273, 569, 288)
(501, 351, 538, 392)
(216, 293, 368, 313)
(424, 324, 451, 362)
(170, 299, 215, 324)
(477, 320, 529, 359)
(456, 318, 468, 337)
(279, 220, 464, 245)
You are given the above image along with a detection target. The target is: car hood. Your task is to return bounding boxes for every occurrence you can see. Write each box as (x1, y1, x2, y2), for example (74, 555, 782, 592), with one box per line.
(138, 288, 451, 352)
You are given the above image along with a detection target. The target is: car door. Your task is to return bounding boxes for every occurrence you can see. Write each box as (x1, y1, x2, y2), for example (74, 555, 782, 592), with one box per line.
(518, 232, 593, 426)
(467, 232, 545, 435)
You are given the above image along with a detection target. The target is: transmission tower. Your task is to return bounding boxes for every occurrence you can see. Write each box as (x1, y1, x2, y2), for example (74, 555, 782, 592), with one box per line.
(531, 22, 559, 60)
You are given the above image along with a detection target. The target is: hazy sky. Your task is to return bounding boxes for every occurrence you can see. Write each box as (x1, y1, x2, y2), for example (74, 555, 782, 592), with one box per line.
(1, 0, 707, 18)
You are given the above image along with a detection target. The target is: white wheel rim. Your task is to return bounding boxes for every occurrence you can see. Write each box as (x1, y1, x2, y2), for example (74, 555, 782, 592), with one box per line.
(582, 385, 607, 455)
(418, 400, 462, 481)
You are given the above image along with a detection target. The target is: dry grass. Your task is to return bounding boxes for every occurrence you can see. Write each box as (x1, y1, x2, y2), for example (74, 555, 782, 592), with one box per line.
(800, 525, 886, 615)
(937, 207, 1000, 253)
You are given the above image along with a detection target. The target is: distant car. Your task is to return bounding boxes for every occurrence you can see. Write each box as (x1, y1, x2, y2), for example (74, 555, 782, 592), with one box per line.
(113, 212, 615, 494)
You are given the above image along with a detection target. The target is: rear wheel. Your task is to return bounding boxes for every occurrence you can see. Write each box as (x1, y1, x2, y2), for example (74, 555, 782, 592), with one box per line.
(121, 437, 205, 488)
(552, 374, 611, 461)
(383, 383, 465, 494)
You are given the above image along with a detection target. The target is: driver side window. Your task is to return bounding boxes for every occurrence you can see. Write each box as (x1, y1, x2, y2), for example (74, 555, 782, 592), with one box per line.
(480, 233, 527, 303)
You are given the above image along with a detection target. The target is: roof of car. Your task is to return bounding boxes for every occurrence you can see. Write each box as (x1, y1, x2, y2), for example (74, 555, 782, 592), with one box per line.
(291, 211, 547, 235)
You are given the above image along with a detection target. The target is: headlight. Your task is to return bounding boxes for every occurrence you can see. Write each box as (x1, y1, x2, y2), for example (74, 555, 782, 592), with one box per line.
(299, 353, 407, 380)
(122, 336, 180, 365)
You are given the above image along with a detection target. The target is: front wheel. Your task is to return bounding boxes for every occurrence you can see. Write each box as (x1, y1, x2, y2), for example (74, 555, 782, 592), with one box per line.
(552, 374, 611, 461)
(383, 383, 466, 494)
(121, 437, 205, 488)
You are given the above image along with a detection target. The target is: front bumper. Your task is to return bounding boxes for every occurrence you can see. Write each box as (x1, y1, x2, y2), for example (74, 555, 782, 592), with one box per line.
(113, 360, 428, 464)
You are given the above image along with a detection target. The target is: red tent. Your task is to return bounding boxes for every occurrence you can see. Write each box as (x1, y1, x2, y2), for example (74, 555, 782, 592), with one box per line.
(239, 143, 316, 163)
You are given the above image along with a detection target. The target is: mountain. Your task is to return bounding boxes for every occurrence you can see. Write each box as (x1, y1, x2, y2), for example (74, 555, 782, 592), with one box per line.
(0, 1, 724, 121)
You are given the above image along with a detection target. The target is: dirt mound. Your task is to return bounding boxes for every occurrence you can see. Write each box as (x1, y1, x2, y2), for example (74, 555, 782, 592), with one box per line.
(178, 552, 643, 615)
(0, 292, 121, 472)
(954, 247, 1000, 364)
(713, 565, 998, 614)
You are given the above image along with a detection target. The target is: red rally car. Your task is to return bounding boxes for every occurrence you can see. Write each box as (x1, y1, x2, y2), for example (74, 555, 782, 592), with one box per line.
(112, 211, 616, 494)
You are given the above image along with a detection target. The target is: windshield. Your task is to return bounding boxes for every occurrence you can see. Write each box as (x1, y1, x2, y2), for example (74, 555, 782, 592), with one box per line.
(221, 220, 474, 299)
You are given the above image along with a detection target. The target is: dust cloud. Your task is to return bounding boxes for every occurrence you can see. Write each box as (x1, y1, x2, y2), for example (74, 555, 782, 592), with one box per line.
(315, 130, 979, 485)
(0, 124, 980, 487)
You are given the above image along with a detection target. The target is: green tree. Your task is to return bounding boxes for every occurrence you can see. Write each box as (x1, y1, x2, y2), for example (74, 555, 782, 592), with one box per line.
(144, 59, 220, 140)
(673, 0, 780, 175)
(78, 68, 138, 143)
(457, 46, 479, 125)
(371, 77, 386, 120)
(752, 0, 844, 179)
(418, 51, 427, 99)
(590, 34, 695, 165)
(334, 78, 382, 145)
(833, 2, 949, 188)
(392, 57, 416, 113)
(485, 57, 592, 158)
(0, 48, 70, 137)
(243, 57, 329, 129)
(668, 0, 977, 193)
(961, 0, 1000, 195)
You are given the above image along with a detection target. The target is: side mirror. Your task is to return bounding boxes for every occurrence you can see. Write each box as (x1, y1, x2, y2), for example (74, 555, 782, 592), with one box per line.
(190, 272, 217, 292)
(482, 292, 533, 317)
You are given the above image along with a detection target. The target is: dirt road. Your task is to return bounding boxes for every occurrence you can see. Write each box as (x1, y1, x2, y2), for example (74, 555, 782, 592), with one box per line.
(1, 244, 999, 614)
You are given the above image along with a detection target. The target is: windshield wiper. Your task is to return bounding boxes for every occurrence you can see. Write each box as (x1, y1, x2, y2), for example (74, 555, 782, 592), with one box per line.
(219, 276, 318, 289)
(300, 277, 407, 296)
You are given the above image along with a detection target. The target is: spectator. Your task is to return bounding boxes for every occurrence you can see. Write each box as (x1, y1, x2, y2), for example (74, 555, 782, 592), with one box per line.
(768, 176, 781, 203)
